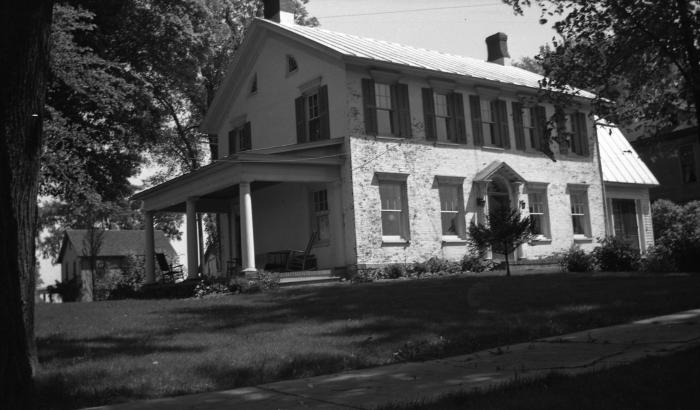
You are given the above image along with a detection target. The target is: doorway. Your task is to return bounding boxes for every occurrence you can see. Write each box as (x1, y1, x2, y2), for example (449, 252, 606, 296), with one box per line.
(487, 178, 512, 258)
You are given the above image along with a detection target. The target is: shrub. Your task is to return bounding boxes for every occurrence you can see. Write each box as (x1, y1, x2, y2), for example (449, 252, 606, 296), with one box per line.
(139, 280, 199, 299)
(651, 200, 700, 272)
(229, 271, 280, 293)
(193, 276, 231, 298)
(592, 236, 641, 272)
(53, 278, 82, 302)
(420, 257, 461, 275)
(461, 251, 495, 273)
(558, 245, 595, 272)
(93, 253, 145, 300)
(383, 263, 407, 279)
(641, 244, 677, 273)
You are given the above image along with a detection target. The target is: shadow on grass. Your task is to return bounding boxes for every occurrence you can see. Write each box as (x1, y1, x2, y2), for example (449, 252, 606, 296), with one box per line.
(35, 274, 700, 409)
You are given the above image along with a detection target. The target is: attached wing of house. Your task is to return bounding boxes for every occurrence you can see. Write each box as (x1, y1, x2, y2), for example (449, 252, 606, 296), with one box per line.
(133, 0, 657, 281)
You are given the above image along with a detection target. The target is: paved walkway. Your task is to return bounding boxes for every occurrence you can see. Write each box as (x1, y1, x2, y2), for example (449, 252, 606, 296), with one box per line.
(86, 309, 700, 410)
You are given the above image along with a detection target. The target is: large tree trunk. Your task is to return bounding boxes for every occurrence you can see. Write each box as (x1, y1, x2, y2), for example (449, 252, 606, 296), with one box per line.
(1, 1, 54, 407)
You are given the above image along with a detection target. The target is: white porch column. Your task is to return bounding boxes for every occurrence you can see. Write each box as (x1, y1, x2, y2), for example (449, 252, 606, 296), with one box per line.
(186, 197, 199, 279)
(239, 181, 256, 275)
(144, 211, 155, 284)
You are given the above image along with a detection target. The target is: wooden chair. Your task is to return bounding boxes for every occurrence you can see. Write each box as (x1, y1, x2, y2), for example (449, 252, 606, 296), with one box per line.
(285, 231, 319, 271)
(156, 253, 183, 283)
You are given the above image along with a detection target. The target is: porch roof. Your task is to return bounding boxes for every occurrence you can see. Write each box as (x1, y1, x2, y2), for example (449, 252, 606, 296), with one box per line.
(131, 151, 344, 212)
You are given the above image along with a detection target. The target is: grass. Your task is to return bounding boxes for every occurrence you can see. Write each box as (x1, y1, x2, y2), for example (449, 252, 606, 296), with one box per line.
(379, 345, 700, 409)
(36, 273, 700, 409)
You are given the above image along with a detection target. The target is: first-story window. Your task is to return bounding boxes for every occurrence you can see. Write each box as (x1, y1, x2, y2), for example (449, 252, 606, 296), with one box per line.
(438, 182, 465, 238)
(527, 186, 550, 239)
(312, 189, 330, 243)
(378, 178, 409, 241)
(569, 188, 591, 237)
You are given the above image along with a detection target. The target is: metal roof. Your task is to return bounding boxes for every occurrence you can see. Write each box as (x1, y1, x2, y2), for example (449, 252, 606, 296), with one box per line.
(57, 230, 176, 263)
(597, 123, 659, 186)
(263, 19, 596, 98)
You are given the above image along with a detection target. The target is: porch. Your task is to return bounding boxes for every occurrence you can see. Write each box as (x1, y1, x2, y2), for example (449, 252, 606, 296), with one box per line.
(131, 144, 347, 284)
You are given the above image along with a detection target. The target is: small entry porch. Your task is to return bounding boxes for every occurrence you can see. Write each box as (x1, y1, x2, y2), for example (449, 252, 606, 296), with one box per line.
(132, 150, 346, 284)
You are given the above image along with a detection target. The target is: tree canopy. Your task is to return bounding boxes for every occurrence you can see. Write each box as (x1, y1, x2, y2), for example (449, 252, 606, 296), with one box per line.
(504, 0, 700, 140)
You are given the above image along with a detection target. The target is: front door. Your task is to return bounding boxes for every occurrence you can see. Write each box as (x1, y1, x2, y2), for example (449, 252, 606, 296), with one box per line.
(487, 179, 512, 259)
(611, 199, 640, 250)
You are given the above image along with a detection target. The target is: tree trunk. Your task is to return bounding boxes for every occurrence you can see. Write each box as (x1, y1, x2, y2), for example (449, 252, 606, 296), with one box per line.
(0, 1, 54, 407)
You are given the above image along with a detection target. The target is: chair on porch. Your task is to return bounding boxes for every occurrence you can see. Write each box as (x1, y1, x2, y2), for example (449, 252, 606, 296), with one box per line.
(285, 231, 319, 271)
(156, 253, 183, 283)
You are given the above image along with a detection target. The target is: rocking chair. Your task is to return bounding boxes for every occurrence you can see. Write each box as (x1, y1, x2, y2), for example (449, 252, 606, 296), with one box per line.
(285, 231, 319, 271)
(156, 253, 183, 283)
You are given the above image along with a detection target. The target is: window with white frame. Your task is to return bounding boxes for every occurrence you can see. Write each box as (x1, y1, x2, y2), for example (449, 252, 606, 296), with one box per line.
(228, 121, 251, 154)
(522, 107, 536, 148)
(569, 188, 591, 237)
(379, 179, 409, 241)
(375, 82, 393, 135)
(527, 187, 550, 239)
(307, 91, 321, 141)
(480, 99, 496, 145)
(434, 93, 449, 141)
(312, 189, 330, 243)
(287, 55, 298, 73)
(438, 183, 465, 238)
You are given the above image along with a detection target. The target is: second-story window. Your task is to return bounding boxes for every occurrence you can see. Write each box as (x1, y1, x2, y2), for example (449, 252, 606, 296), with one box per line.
(422, 89, 466, 143)
(295, 84, 330, 143)
(469, 95, 510, 149)
(362, 78, 412, 138)
(228, 121, 252, 155)
(679, 145, 697, 183)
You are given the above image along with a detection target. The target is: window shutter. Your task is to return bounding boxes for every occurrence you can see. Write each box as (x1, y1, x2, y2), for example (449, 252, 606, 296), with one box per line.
(361, 78, 377, 134)
(240, 121, 252, 151)
(557, 113, 569, 155)
(422, 88, 436, 141)
(512, 101, 526, 151)
(452, 92, 466, 144)
(496, 100, 510, 149)
(576, 112, 589, 156)
(228, 129, 237, 155)
(295, 95, 306, 143)
(319, 85, 330, 140)
(469, 95, 483, 146)
(533, 106, 547, 151)
(393, 83, 412, 138)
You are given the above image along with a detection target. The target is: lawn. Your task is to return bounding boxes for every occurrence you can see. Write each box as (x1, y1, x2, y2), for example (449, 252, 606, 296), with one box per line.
(36, 273, 700, 409)
(380, 345, 700, 410)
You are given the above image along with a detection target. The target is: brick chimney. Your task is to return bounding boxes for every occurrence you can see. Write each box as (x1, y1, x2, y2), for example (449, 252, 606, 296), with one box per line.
(263, 0, 295, 25)
(485, 32, 511, 66)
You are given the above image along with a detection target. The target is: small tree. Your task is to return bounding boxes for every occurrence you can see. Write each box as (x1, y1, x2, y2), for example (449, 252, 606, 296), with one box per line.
(468, 207, 535, 276)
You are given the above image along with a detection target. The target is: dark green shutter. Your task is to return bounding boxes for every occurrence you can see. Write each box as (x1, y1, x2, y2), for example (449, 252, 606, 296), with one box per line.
(512, 101, 526, 151)
(295, 95, 306, 143)
(496, 100, 510, 149)
(319, 85, 330, 140)
(228, 129, 237, 155)
(393, 83, 412, 138)
(208, 134, 218, 161)
(557, 112, 569, 155)
(239, 122, 252, 151)
(533, 105, 547, 151)
(575, 112, 589, 156)
(422, 88, 436, 141)
(361, 78, 377, 135)
(469, 95, 483, 146)
(452, 93, 466, 144)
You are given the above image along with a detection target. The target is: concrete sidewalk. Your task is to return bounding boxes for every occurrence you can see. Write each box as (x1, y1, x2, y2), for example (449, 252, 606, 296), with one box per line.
(86, 308, 700, 410)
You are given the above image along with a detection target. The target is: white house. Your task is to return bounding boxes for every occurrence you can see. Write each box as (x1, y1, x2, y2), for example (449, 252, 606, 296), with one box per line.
(132, 0, 658, 281)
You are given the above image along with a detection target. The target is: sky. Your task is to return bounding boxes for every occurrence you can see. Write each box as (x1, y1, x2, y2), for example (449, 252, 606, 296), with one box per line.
(304, 0, 560, 61)
(38, 0, 561, 288)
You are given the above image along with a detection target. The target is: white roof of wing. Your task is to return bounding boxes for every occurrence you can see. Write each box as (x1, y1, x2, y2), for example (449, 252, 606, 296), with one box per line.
(597, 122, 659, 186)
(263, 19, 595, 98)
